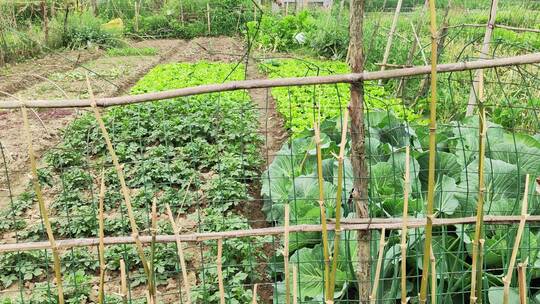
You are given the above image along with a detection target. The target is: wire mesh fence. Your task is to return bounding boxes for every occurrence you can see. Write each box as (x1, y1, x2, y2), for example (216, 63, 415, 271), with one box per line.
(0, 1, 540, 304)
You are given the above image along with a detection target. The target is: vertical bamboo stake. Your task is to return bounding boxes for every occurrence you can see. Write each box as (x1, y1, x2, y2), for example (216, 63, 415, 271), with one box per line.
(470, 84, 487, 304)
(134, 1, 140, 32)
(120, 259, 128, 304)
(466, 0, 499, 116)
(285, 2, 289, 16)
(252, 283, 258, 304)
(477, 238, 485, 304)
(98, 170, 106, 304)
(348, 0, 370, 301)
(328, 111, 349, 299)
(517, 260, 528, 304)
(364, 0, 387, 64)
(217, 238, 225, 304)
(314, 122, 331, 301)
(430, 245, 436, 304)
(180, 0, 185, 25)
(86, 76, 154, 298)
(41, 0, 48, 44)
(397, 0, 428, 95)
(502, 175, 530, 304)
(378, 0, 403, 85)
(419, 0, 438, 303)
(293, 266, 298, 304)
(370, 228, 386, 304)
(148, 200, 158, 304)
(166, 205, 191, 304)
(21, 106, 64, 304)
(207, 3, 211, 35)
(400, 146, 411, 304)
(283, 204, 291, 304)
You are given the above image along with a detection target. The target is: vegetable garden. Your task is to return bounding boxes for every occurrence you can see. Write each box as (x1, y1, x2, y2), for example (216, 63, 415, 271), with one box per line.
(1, 1, 540, 304)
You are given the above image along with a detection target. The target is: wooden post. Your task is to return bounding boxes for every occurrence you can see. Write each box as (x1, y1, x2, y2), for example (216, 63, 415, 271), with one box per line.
(348, 0, 370, 302)
(466, 0, 499, 116)
(41, 0, 49, 44)
(91, 0, 98, 16)
(134, 1, 140, 32)
(378, 0, 403, 85)
(207, 3, 211, 35)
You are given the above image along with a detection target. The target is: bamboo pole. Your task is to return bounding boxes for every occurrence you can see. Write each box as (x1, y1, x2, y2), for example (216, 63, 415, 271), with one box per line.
(517, 260, 528, 304)
(419, 0, 438, 302)
(97, 170, 106, 304)
(378, 0, 403, 85)
(149, 200, 158, 304)
(466, 0, 499, 116)
(430, 245, 436, 304)
(502, 175, 530, 304)
(470, 69, 488, 304)
(293, 266, 298, 304)
(364, 0, 387, 64)
(4, 215, 540, 253)
(3, 53, 540, 109)
(328, 111, 349, 299)
(369, 228, 387, 304)
(283, 204, 291, 304)
(41, 0, 48, 44)
(252, 283, 258, 304)
(448, 23, 540, 33)
(166, 205, 191, 304)
(21, 106, 64, 304)
(217, 238, 225, 304)
(120, 259, 128, 304)
(349, 0, 370, 301)
(315, 121, 331, 301)
(207, 3, 211, 35)
(85, 76, 154, 299)
(400, 146, 411, 304)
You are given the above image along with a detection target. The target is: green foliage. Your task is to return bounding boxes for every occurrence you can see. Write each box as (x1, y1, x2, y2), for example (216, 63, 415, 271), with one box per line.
(106, 47, 157, 56)
(259, 58, 423, 134)
(0, 251, 49, 288)
(50, 11, 123, 49)
(192, 210, 267, 303)
(262, 111, 540, 302)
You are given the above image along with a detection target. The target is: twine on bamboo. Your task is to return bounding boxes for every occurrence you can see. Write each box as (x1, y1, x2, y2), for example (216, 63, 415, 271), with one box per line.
(217, 238, 225, 304)
(419, 0, 439, 302)
(85, 75, 154, 299)
(97, 170, 106, 304)
(21, 106, 65, 304)
(166, 205, 191, 304)
(400, 146, 411, 304)
(502, 175, 530, 304)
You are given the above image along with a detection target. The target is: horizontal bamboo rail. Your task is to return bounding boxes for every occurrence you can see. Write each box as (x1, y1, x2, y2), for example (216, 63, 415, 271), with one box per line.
(2, 215, 540, 253)
(1, 53, 539, 109)
(447, 23, 540, 33)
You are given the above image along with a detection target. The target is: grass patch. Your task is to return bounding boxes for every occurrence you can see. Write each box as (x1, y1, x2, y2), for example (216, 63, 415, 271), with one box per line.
(106, 47, 158, 56)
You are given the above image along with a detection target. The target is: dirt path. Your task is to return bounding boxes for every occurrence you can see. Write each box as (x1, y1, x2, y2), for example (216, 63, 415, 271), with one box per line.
(0, 39, 186, 207)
